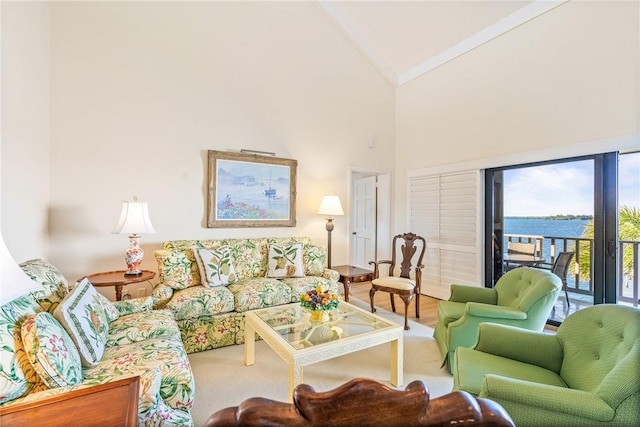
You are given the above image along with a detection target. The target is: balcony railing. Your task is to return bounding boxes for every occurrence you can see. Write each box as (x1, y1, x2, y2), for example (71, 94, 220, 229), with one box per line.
(505, 234, 639, 308)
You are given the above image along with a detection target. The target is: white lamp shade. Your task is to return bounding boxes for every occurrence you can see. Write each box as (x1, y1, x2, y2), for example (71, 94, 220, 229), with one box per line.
(317, 195, 344, 217)
(112, 201, 156, 235)
(0, 233, 40, 305)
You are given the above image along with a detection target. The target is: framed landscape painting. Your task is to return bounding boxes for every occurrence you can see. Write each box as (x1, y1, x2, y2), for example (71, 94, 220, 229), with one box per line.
(207, 150, 297, 228)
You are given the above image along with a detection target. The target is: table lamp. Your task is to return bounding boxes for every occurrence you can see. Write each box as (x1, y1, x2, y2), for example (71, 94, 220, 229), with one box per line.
(112, 197, 156, 276)
(0, 233, 39, 305)
(317, 195, 344, 269)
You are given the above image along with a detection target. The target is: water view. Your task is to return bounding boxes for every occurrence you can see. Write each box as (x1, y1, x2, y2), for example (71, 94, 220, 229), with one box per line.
(498, 153, 640, 321)
(503, 217, 589, 257)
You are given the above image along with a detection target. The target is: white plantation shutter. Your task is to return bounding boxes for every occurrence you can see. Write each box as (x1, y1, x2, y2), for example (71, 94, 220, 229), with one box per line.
(408, 170, 483, 300)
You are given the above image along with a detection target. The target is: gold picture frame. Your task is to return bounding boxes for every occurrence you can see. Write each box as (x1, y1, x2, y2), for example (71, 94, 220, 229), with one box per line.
(207, 150, 297, 228)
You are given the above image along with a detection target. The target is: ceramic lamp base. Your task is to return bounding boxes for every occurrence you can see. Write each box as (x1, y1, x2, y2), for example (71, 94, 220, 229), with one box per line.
(124, 235, 144, 276)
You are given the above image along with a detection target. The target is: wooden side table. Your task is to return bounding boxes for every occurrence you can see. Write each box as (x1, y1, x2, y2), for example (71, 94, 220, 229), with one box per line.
(332, 265, 373, 302)
(81, 270, 156, 301)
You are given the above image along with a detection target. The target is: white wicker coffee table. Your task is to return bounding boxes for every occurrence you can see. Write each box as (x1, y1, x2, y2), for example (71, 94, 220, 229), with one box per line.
(244, 301, 403, 399)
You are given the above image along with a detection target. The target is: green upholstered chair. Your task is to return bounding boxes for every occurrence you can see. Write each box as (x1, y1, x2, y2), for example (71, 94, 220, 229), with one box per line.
(433, 267, 561, 372)
(452, 304, 640, 427)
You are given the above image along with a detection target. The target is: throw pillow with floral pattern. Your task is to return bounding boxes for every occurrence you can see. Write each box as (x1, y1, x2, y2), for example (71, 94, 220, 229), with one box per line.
(267, 243, 305, 278)
(94, 290, 119, 322)
(21, 312, 82, 388)
(303, 244, 326, 276)
(193, 246, 238, 287)
(53, 279, 109, 367)
(154, 249, 201, 290)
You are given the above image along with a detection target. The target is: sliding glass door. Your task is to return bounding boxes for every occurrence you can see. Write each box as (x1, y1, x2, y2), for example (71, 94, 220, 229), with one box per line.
(485, 151, 639, 325)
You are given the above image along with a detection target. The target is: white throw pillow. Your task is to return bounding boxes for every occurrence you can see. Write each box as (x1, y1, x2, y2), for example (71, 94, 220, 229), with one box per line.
(21, 312, 82, 388)
(53, 278, 109, 367)
(267, 242, 305, 278)
(193, 246, 238, 287)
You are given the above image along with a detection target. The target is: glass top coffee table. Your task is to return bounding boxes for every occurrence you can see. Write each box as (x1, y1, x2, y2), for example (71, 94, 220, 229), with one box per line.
(244, 301, 403, 399)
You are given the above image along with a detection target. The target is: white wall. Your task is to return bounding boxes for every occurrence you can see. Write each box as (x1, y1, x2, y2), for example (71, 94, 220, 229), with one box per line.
(1, 2, 51, 261)
(395, 1, 640, 232)
(42, 1, 395, 298)
(4, 1, 638, 301)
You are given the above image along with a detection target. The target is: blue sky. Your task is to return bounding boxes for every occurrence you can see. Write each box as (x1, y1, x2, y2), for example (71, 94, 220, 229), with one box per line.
(503, 152, 640, 217)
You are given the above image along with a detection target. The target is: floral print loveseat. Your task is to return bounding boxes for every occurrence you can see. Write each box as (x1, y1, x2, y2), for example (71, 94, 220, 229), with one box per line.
(151, 237, 340, 353)
(0, 259, 195, 426)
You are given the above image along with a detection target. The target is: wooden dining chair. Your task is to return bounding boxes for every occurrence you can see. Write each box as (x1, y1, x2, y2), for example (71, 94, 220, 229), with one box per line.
(205, 377, 515, 426)
(369, 233, 426, 330)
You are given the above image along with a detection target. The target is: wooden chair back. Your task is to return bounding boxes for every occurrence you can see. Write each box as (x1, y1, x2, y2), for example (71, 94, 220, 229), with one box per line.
(383, 233, 426, 280)
(204, 377, 515, 427)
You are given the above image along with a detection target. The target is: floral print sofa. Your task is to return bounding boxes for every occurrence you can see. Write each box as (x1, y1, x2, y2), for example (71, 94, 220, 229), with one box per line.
(151, 237, 340, 354)
(0, 259, 195, 426)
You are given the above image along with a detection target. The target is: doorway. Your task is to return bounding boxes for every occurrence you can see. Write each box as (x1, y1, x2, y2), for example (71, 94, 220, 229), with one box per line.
(348, 169, 391, 268)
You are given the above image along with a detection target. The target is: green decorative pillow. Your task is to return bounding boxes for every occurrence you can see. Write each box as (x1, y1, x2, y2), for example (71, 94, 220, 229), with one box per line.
(154, 249, 201, 290)
(303, 244, 326, 276)
(21, 312, 82, 388)
(53, 278, 109, 367)
(267, 243, 305, 278)
(0, 294, 44, 404)
(193, 246, 238, 287)
(19, 259, 70, 313)
(94, 291, 119, 322)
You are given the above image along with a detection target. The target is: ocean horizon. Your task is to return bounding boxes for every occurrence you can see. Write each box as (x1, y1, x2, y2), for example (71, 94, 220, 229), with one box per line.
(502, 217, 590, 259)
(504, 217, 589, 239)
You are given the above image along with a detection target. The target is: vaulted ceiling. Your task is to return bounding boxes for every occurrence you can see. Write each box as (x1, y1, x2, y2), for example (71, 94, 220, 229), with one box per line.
(318, 0, 567, 86)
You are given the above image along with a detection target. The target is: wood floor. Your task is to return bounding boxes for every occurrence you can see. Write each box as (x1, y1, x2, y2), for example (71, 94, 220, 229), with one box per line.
(348, 281, 557, 332)
(348, 281, 439, 328)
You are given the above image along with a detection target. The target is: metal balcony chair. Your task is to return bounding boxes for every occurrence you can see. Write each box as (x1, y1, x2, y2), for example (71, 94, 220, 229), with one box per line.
(368, 233, 426, 330)
(547, 251, 575, 308)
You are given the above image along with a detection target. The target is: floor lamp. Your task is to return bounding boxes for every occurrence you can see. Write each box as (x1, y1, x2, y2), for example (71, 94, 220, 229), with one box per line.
(317, 195, 344, 269)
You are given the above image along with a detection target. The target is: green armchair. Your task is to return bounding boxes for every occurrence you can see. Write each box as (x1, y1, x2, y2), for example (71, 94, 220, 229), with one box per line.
(452, 304, 640, 426)
(434, 267, 561, 372)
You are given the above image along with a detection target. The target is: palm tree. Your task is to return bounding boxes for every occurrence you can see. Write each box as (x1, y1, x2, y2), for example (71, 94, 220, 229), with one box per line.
(620, 206, 640, 277)
(578, 206, 640, 280)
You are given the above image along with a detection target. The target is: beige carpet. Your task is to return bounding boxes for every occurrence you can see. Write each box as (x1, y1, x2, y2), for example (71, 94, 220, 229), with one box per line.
(188, 298, 453, 426)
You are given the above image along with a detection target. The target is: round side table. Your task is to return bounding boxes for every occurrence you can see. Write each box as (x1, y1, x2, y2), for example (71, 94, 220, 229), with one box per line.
(81, 270, 156, 301)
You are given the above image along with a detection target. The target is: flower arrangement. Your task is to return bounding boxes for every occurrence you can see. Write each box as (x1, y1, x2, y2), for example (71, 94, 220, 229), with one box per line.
(300, 285, 339, 311)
